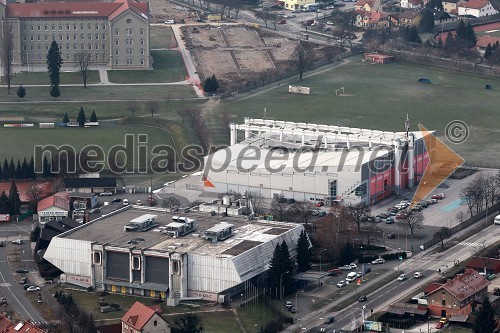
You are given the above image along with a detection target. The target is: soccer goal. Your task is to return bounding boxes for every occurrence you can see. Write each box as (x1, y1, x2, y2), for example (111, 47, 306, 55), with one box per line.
(335, 87, 345, 96)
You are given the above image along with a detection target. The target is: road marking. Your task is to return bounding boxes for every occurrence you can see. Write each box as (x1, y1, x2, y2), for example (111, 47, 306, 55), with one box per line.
(439, 199, 464, 212)
(458, 241, 482, 247)
(0, 283, 12, 287)
(0, 268, 35, 321)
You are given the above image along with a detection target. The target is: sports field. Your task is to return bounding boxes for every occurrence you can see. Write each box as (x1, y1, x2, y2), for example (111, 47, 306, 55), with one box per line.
(220, 55, 500, 166)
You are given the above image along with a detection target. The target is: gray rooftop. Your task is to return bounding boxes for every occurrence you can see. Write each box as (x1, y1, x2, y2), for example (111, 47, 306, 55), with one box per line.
(60, 206, 299, 257)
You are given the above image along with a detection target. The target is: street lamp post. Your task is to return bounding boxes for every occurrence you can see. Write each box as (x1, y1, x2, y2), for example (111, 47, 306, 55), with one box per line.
(280, 271, 289, 301)
(397, 248, 401, 272)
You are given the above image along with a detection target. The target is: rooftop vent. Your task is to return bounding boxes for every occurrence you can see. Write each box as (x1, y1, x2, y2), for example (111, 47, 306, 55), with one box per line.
(164, 218, 197, 238)
(203, 222, 234, 242)
(127, 237, 145, 245)
(124, 214, 158, 232)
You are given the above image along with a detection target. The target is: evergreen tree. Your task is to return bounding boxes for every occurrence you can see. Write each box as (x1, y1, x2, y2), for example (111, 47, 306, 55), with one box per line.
(437, 37, 444, 49)
(408, 26, 419, 43)
(473, 296, 497, 333)
(46, 41, 63, 88)
(15, 160, 22, 179)
(29, 157, 36, 179)
(90, 110, 98, 122)
(50, 85, 60, 98)
(16, 85, 26, 98)
(267, 243, 282, 290)
(280, 241, 295, 296)
(445, 32, 455, 49)
(425, 0, 443, 10)
(21, 158, 29, 179)
(77, 107, 86, 127)
(8, 158, 15, 179)
(0, 191, 9, 214)
(465, 22, 477, 47)
(8, 180, 21, 215)
(456, 20, 466, 40)
(2, 159, 8, 181)
(42, 156, 52, 178)
(175, 313, 204, 333)
(339, 242, 355, 265)
(484, 43, 493, 59)
(420, 8, 435, 32)
(210, 74, 220, 91)
(63, 112, 70, 123)
(296, 230, 312, 272)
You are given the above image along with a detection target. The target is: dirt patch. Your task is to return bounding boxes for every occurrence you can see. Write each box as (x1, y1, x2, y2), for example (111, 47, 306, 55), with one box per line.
(182, 24, 342, 92)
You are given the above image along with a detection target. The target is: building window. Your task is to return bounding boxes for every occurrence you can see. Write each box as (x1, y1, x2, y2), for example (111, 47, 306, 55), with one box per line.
(125, 28, 133, 36)
(23, 36, 27, 41)
(66, 35, 70, 40)
(66, 44, 70, 50)
(88, 24, 92, 30)
(140, 28, 144, 36)
(115, 40, 119, 46)
(115, 49, 119, 56)
(59, 24, 63, 31)
(154, 321, 157, 326)
(126, 18, 132, 23)
(81, 33, 84, 40)
(140, 48, 144, 55)
(51, 25, 55, 31)
(81, 43, 85, 50)
(37, 35, 41, 41)
(95, 53, 99, 60)
(73, 24, 77, 30)
(30, 25, 34, 31)
(102, 33, 106, 40)
(140, 39, 144, 45)
(102, 23, 106, 29)
(93, 251, 102, 265)
(44, 35, 48, 41)
(441, 299, 446, 306)
(95, 24, 99, 30)
(44, 25, 48, 31)
(88, 43, 92, 50)
(115, 29, 119, 36)
(66, 54, 70, 60)
(23, 45, 27, 51)
(66, 24, 70, 30)
(88, 33, 92, 40)
(80, 24, 84, 30)
(96, 43, 99, 50)
(59, 35, 63, 41)
(45, 45, 49, 50)
(30, 45, 34, 51)
(102, 43, 106, 50)
(115, 59, 119, 65)
(140, 59, 144, 65)
(95, 33, 99, 40)
(74, 44, 77, 50)
(22, 24, 26, 31)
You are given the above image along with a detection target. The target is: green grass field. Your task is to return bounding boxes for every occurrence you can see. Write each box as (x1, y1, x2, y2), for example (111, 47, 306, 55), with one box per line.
(150, 26, 178, 49)
(9, 70, 100, 86)
(107, 50, 187, 83)
(219, 55, 500, 165)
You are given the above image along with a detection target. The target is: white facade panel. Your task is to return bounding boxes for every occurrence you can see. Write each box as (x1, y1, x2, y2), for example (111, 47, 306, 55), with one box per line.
(188, 254, 240, 293)
(44, 237, 92, 278)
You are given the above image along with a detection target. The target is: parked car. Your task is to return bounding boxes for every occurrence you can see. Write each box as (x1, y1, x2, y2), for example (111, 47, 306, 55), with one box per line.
(358, 295, 367, 302)
(123, 199, 129, 206)
(89, 207, 100, 214)
(111, 198, 122, 203)
(326, 21, 334, 25)
(286, 198, 295, 204)
(315, 202, 324, 207)
(12, 239, 23, 245)
(136, 199, 142, 205)
(336, 280, 347, 288)
(99, 192, 113, 196)
(0, 298, 6, 305)
(340, 265, 352, 270)
(371, 258, 385, 265)
(318, 211, 327, 217)
(349, 263, 357, 269)
(15, 268, 28, 273)
(396, 212, 408, 219)
(284, 301, 293, 308)
(436, 318, 448, 329)
(23, 284, 34, 290)
(373, 217, 381, 223)
(385, 217, 395, 224)
(322, 26, 331, 31)
(324, 316, 335, 324)
(292, 9, 301, 13)
(378, 212, 389, 218)
(397, 274, 407, 281)
(20, 278, 28, 284)
(432, 193, 445, 200)
(27, 286, 40, 292)
(387, 233, 396, 239)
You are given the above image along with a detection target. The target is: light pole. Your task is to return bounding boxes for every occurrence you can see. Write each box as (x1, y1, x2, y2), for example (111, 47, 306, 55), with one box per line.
(280, 271, 289, 301)
(397, 248, 401, 272)
(362, 305, 366, 329)
(319, 248, 327, 272)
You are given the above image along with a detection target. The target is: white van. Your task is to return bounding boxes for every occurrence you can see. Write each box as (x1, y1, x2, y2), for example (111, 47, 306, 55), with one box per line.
(346, 272, 358, 282)
(123, 199, 129, 206)
(494, 214, 500, 225)
(414, 272, 423, 279)
(165, 20, 175, 24)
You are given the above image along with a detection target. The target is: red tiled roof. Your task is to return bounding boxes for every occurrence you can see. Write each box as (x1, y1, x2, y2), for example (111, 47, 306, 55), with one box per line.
(399, 8, 422, 19)
(459, 0, 491, 9)
(437, 269, 491, 301)
(37, 192, 70, 212)
(0, 315, 14, 331)
(424, 282, 443, 295)
(466, 256, 500, 272)
(356, 0, 376, 7)
(121, 301, 156, 331)
(435, 30, 456, 42)
(6, 0, 147, 19)
(6, 321, 47, 333)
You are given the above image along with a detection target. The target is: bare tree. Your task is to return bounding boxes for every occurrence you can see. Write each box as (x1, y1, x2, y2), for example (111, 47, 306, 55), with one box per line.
(246, 190, 264, 215)
(184, 108, 209, 149)
(292, 40, 314, 81)
(361, 223, 382, 246)
(1, 20, 14, 95)
(330, 10, 357, 48)
(346, 202, 371, 232)
(229, 0, 243, 19)
(289, 201, 314, 226)
(269, 12, 280, 30)
(401, 211, 424, 251)
(145, 100, 159, 118)
(455, 210, 466, 223)
(434, 227, 450, 249)
(270, 195, 289, 221)
(125, 100, 140, 117)
(162, 197, 181, 209)
(73, 51, 91, 88)
(316, 205, 355, 263)
(255, 9, 272, 28)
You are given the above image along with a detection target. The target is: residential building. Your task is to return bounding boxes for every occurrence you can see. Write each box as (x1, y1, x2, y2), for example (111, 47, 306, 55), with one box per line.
(401, 0, 423, 9)
(281, 0, 316, 10)
(0, 315, 48, 333)
(457, 0, 498, 17)
(355, 0, 381, 12)
(121, 301, 171, 333)
(69, 192, 98, 210)
(398, 9, 423, 27)
(63, 177, 117, 194)
(427, 269, 490, 317)
(37, 192, 70, 224)
(466, 256, 500, 274)
(433, 10, 457, 24)
(0, 0, 150, 69)
(361, 11, 391, 28)
(443, 0, 465, 13)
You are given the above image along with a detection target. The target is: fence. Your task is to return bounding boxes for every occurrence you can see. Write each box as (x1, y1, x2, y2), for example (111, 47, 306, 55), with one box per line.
(420, 203, 500, 250)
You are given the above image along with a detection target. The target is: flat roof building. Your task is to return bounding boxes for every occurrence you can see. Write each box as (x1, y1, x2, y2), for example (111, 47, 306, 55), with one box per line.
(44, 206, 303, 305)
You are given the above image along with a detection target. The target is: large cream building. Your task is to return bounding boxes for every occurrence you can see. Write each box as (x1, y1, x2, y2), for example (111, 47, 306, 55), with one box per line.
(0, 0, 151, 69)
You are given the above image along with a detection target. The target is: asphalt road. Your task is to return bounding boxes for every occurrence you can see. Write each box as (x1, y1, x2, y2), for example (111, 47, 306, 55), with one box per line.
(292, 218, 500, 333)
(0, 225, 44, 322)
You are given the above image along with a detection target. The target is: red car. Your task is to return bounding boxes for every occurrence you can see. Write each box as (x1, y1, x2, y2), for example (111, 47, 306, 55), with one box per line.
(432, 193, 445, 200)
(315, 202, 324, 207)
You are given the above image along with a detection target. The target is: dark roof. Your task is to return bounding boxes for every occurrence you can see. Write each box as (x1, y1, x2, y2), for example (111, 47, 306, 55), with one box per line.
(387, 303, 428, 315)
(466, 257, 500, 273)
(424, 282, 443, 295)
(399, 8, 422, 19)
(431, 269, 491, 301)
(448, 314, 469, 323)
(433, 10, 451, 19)
(64, 177, 117, 188)
(45, 218, 80, 233)
(70, 192, 97, 198)
(40, 228, 59, 242)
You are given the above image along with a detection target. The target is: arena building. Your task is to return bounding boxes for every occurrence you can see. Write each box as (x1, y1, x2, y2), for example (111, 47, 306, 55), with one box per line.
(0, 0, 150, 69)
(43, 206, 303, 305)
(202, 118, 432, 206)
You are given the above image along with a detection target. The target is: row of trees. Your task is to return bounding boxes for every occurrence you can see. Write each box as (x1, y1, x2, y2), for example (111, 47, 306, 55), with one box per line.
(0, 181, 22, 216)
(0, 157, 37, 181)
(460, 172, 500, 217)
(203, 74, 220, 93)
(63, 108, 98, 126)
